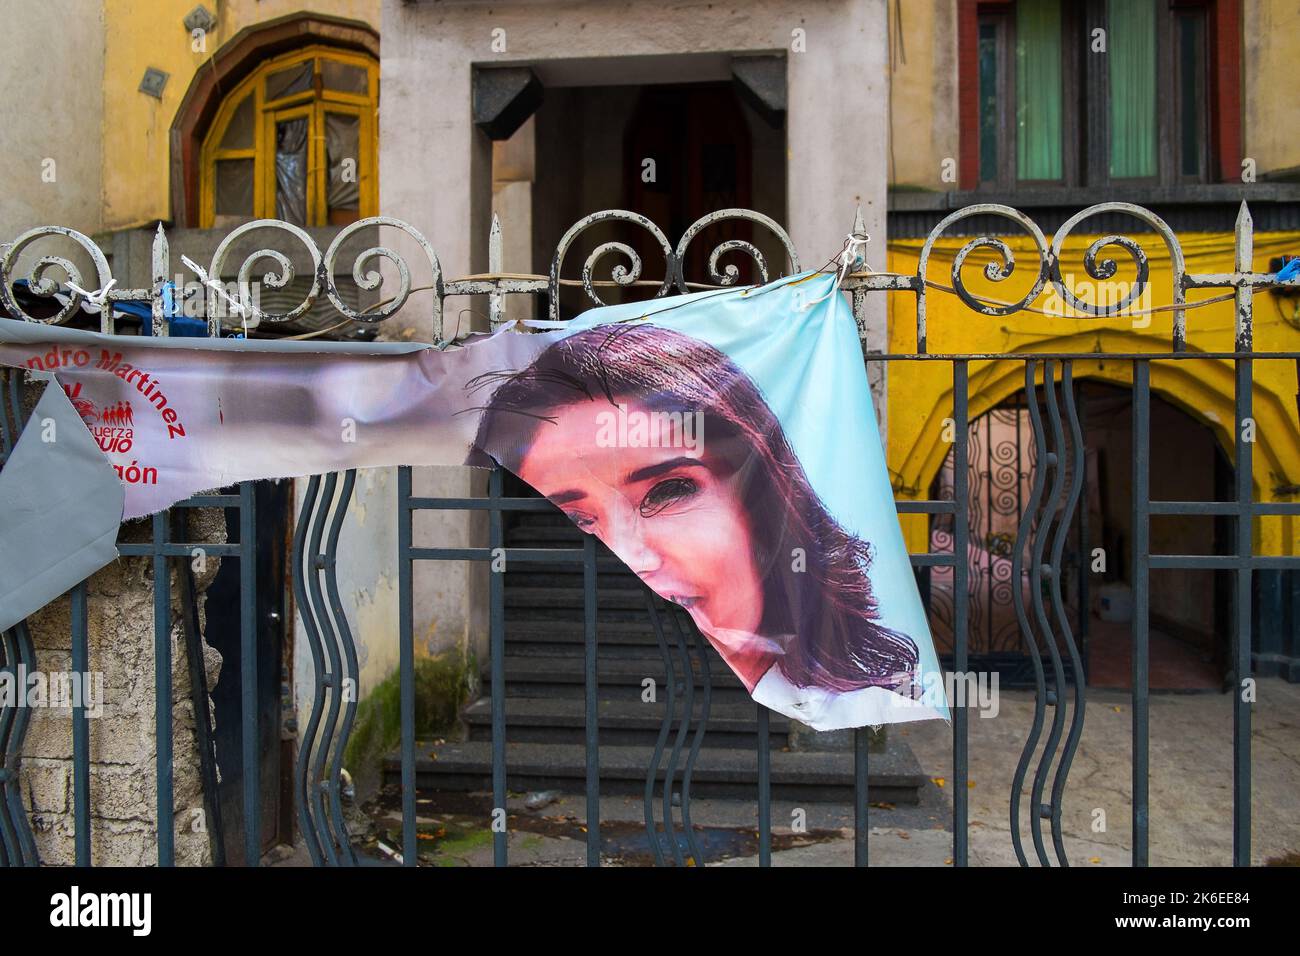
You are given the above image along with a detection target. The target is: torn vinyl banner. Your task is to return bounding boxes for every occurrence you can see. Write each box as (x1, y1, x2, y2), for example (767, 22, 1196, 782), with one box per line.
(0, 271, 950, 730)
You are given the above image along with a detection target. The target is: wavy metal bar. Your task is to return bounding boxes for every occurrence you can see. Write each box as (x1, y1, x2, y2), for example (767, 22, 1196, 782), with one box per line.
(548, 210, 674, 320)
(0, 627, 21, 864)
(0, 371, 13, 457)
(914, 204, 1049, 353)
(669, 606, 708, 866)
(291, 475, 328, 865)
(395, 466, 417, 866)
(660, 599, 695, 868)
(1130, 362, 1151, 865)
(582, 532, 600, 866)
(757, 704, 771, 867)
(673, 208, 800, 292)
(950, 359, 971, 865)
(487, 467, 507, 868)
(641, 590, 676, 867)
(1027, 362, 1070, 867)
(1009, 360, 1051, 867)
(322, 470, 359, 866)
(1047, 363, 1088, 866)
(0, 372, 37, 866)
(9, 623, 39, 865)
(304, 473, 343, 866)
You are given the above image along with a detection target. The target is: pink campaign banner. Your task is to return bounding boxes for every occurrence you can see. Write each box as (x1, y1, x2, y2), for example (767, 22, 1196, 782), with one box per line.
(0, 272, 951, 730)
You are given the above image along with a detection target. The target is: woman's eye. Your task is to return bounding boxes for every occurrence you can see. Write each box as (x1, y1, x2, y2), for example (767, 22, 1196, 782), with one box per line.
(565, 511, 597, 531)
(639, 477, 698, 517)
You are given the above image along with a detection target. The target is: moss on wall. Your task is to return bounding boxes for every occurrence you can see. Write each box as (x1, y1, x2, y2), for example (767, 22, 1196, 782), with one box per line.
(342, 651, 472, 780)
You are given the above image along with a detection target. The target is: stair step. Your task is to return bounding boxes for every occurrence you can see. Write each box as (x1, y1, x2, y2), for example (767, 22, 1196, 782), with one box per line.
(505, 526, 587, 545)
(506, 586, 647, 609)
(486, 654, 742, 685)
(461, 696, 789, 747)
(505, 606, 673, 624)
(507, 511, 572, 528)
(498, 620, 710, 659)
(503, 620, 666, 639)
(504, 569, 641, 589)
(486, 658, 749, 702)
(382, 739, 926, 803)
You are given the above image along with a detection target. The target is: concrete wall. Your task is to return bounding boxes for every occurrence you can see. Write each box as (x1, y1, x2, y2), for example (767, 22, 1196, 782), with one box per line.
(0, 0, 106, 291)
(0, 0, 105, 238)
(380, 0, 891, 335)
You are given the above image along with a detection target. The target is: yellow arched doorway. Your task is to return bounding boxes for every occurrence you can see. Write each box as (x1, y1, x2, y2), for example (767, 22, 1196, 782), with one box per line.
(884, 232, 1300, 687)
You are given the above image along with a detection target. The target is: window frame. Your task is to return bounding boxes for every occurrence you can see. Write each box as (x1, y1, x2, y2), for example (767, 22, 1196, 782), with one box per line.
(957, 0, 1240, 193)
(199, 45, 378, 228)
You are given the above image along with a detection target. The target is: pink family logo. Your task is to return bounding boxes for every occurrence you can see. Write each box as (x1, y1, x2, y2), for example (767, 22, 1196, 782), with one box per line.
(97, 401, 135, 426)
(62, 384, 136, 453)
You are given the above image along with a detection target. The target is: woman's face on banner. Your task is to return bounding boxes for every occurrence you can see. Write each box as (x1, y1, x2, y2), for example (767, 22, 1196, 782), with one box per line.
(515, 397, 765, 643)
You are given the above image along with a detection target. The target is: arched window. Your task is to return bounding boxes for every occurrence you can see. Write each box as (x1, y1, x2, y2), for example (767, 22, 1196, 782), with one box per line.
(200, 45, 377, 228)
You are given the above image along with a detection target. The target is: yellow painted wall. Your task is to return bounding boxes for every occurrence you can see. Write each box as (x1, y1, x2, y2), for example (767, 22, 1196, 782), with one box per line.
(1244, 0, 1300, 175)
(100, 0, 380, 231)
(886, 0, 958, 189)
(885, 231, 1300, 558)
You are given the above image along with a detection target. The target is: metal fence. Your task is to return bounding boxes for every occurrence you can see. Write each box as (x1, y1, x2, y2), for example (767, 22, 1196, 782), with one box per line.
(0, 202, 1296, 867)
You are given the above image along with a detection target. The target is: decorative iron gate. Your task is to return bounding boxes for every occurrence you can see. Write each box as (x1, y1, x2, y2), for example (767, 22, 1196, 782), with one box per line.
(0, 202, 1296, 868)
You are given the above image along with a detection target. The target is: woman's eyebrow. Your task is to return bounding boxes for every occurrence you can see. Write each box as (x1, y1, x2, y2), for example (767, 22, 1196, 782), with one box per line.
(549, 489, 587, 506)
(623, 457, 705, 484)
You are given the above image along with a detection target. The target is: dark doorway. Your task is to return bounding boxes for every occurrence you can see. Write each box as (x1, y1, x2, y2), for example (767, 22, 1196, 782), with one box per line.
(529, 79, 785, 320)
(923, 379, 1230, 691)
(624, 82, 754, 284)
(203, 479, 293, 862)
(1080, 382, 1230, 690)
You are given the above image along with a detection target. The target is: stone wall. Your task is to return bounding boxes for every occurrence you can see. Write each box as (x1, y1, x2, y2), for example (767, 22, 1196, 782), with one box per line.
(18, 507, 226, 866)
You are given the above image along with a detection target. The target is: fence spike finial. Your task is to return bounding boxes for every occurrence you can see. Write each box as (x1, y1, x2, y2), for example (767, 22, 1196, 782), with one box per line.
(488, 212, 504, 328)
(489, 212, 503, 273)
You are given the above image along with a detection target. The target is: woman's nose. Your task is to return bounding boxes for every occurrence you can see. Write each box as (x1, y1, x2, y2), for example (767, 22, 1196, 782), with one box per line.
(605, 501, 661, 575)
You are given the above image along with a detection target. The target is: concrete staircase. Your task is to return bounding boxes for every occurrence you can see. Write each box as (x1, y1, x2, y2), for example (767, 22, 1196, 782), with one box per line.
(384, 506, 928, 803)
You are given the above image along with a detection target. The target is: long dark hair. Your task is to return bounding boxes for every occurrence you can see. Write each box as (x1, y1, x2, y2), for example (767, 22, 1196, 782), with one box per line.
(469, 322, 919, 692)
